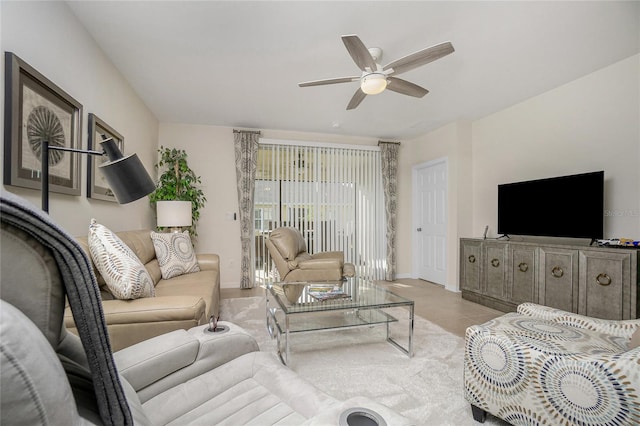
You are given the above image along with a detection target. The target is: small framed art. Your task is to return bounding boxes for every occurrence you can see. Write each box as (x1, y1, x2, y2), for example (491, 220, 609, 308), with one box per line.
(87, 113, 124, 202)
(3, 52, 82, 196)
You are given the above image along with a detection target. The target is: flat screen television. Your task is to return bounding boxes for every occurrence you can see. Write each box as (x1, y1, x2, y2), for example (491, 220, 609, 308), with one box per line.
(497, 171, 604, 239)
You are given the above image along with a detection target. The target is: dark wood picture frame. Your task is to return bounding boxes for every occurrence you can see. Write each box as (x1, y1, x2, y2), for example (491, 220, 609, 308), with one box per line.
(87, 113, 124, 202)
(3, 52, 82, 196)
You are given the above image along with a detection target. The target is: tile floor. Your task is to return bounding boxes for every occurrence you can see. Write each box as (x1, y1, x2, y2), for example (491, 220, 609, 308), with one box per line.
(220, 278, 504, 338)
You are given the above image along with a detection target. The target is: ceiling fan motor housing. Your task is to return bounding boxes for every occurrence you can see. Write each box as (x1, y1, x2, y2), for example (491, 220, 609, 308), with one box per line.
(367, 47, 383, 64)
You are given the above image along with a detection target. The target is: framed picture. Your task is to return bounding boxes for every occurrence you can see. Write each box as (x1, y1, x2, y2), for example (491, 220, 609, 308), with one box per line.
(3, 52, 82, 196)
(87, 114, 124, 202)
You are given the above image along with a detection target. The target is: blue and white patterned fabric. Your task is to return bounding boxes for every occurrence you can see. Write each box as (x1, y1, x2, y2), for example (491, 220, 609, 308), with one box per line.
(464, 303, 640, 425)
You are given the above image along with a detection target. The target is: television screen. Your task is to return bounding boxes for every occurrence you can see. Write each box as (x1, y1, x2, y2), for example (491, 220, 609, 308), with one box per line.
(497, 171, 604, 239)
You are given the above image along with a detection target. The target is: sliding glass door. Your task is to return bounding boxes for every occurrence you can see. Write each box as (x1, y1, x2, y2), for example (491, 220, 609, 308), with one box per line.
(255, 141, 386, 282)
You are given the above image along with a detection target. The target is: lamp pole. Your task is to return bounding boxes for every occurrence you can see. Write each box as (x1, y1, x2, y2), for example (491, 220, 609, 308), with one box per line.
(40, 140, 105, 213)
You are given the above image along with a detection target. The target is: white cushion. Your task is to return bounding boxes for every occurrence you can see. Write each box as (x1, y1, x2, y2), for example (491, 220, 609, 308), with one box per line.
(88, 219, 155, 300)
(1, 301, 79, 425)
(150, 231, 200, 280)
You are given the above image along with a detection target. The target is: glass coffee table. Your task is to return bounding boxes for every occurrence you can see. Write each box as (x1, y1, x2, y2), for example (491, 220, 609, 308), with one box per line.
(265, 277, 414, 365)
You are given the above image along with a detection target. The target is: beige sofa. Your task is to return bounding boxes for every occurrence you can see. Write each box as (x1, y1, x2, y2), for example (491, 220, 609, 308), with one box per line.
(64, 229, 220, 351)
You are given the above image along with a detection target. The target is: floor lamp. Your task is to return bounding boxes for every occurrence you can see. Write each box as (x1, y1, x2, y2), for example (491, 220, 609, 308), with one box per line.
(40, 138, 155, 213)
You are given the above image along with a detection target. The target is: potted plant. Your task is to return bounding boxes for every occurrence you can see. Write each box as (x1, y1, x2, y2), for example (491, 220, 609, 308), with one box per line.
(149, 146, 206, 238)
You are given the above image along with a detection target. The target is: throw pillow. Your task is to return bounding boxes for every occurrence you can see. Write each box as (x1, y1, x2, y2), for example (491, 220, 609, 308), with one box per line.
(150, 231, 200, 280)
(88, 219, 155, 300)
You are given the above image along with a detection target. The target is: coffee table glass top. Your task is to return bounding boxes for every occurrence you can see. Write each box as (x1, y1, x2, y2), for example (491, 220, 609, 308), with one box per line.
(266, 277, 412, 314)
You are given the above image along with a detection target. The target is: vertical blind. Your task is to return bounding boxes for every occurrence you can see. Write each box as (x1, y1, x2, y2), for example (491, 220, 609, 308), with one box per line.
(255, 140, 387, 281)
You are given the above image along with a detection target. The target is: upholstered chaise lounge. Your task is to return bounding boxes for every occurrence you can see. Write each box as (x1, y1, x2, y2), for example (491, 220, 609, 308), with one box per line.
(464, 302, 640, 425)
(0, 191, 411, 425)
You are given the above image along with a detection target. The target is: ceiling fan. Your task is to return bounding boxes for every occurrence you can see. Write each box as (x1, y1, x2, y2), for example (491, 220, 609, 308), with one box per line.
(298, 35, 455, 110)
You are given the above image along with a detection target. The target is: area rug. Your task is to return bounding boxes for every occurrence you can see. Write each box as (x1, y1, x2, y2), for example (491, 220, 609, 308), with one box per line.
(220, 296, 503, 425)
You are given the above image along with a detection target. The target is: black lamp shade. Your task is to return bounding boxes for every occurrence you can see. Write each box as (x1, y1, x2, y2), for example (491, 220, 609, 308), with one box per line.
(98, 138, 155, 204)
(99, 153, 155, 204)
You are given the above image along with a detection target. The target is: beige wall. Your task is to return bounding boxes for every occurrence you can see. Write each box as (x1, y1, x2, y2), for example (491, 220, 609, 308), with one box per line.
(158, 123, 377, 287)
(471, 54, 639, 241)
(0, 1, 158, 236)
(397, 121, 472, 292)
(400, 54, 639, 293)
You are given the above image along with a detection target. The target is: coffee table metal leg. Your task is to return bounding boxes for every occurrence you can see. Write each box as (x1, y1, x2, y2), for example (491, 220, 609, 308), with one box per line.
(285, 315, 290, 365)
(408, 304, 414, 357)
(265, 287, 272, 337)
(386, 304, 414, 357)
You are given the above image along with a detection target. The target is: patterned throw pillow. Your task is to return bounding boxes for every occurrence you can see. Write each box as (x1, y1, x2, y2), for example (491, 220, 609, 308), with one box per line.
(150, 231, 200, 280)
(88, 219, 155, 300)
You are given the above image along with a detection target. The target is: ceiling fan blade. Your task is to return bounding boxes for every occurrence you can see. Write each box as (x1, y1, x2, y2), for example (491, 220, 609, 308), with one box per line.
(386, 77, 429, 98)
(298, 76, 359, 87)
(383, 41, 454, 75)
(346, 88, 367, 110)
(342, 35, 377, 72)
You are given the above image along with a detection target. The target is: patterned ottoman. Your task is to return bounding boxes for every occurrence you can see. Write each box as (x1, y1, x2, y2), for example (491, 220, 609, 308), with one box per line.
(463, 303, 640, 425)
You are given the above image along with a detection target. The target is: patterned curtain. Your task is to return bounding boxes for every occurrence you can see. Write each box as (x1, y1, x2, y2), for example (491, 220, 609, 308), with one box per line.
(379, 141, 400, 281)
(234, 130, 260, 288)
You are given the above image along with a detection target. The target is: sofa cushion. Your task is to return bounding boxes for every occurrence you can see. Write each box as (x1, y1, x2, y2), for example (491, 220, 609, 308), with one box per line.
(1, 301, 79, 426)
(116, 230, 158, 265)
(64, 295, 207, 352)
(155, 270, 218, 320)
(269, 227, 307, 260)
(150, 231, 200, 279)
(88, 220, 155, 300)
(141, 352, 332, 425)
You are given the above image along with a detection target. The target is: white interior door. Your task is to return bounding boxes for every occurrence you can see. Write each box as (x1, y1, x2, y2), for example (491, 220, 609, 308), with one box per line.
(414, 159, 447, 285)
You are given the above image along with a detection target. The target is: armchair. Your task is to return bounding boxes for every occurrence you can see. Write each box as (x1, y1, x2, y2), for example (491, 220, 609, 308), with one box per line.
(0, 191, 410, 426)
(464, 302, 640, 425)
(266, 227, 355, 282)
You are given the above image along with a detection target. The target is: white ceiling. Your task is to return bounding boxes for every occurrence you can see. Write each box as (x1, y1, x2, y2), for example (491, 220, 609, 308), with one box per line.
(67, 1, 639, 140)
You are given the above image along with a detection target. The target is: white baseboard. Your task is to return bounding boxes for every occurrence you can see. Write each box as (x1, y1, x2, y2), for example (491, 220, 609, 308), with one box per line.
(394, 272, 413, 279)
(394, 273, 461, 293)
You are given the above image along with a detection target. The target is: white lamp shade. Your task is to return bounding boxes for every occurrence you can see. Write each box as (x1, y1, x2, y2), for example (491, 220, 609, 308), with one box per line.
(156, 201, 193, 227)
(360, 74, 387, 95)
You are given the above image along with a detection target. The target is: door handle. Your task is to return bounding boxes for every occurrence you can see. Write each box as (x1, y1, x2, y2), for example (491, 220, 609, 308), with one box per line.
(417, 228, 422, 232)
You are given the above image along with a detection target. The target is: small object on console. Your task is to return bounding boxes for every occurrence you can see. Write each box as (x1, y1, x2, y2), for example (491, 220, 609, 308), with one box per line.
(206, 315, 229, 333)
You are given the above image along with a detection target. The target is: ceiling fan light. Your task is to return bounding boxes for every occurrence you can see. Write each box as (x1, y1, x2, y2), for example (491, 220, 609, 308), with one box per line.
(361, 74, 387, 95)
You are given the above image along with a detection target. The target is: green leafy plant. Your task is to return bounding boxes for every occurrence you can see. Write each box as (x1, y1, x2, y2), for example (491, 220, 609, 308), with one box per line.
(149, 146, 206, 237)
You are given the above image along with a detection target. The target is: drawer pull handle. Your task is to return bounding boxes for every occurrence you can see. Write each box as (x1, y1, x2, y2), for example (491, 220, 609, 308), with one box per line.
(468, 255, 476, 263)
(518, 262, 529, 273)
(596, 273, 612, 286)
(551, 266, 564, 278)
(491, 258, 500, 268)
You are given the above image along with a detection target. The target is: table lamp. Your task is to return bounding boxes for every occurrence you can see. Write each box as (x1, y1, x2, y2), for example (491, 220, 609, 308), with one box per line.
(156, 200, 192, 232)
